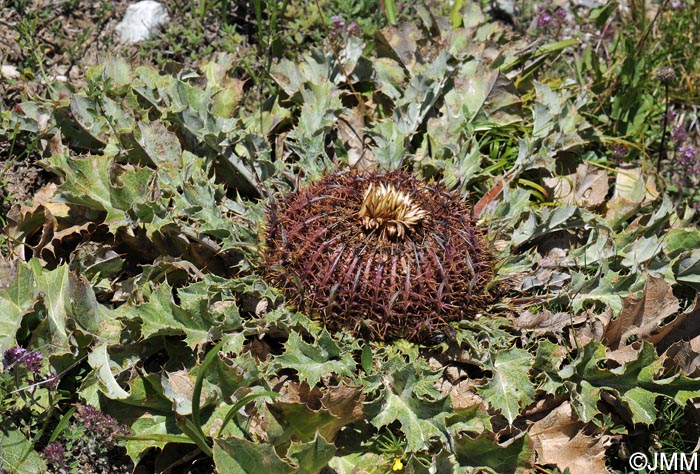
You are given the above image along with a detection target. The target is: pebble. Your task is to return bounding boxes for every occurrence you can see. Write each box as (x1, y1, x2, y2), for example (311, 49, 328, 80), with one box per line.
(1, 64, 20, 79)
(115, 1, 170, 44)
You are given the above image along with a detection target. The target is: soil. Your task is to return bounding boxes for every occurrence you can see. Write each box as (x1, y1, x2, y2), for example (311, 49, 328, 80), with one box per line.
(0, 1, 261, 221)
(1, 0, 135, 222)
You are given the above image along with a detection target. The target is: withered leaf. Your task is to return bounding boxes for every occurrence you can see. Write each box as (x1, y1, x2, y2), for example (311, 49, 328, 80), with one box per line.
(530, 402, 607, 474)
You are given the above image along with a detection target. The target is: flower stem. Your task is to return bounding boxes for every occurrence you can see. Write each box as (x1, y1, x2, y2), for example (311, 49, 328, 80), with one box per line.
(657, 83, 670, 174)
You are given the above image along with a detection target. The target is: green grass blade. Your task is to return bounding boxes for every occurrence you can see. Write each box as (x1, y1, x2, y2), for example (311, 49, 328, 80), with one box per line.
(49, 406, 76, 443)
(383, 0, 397, 25)
(217, 391, 279, 438)
(192, 340, 225, 431)
(177, 414, 213, 457)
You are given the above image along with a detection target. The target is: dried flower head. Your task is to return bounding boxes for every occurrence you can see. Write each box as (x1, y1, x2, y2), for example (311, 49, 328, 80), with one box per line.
(264, 169, 493, 342)
(656, 67, 676, 85)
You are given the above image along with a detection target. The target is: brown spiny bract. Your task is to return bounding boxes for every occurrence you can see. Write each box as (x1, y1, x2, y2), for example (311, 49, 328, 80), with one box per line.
(263, 169, 493, 342)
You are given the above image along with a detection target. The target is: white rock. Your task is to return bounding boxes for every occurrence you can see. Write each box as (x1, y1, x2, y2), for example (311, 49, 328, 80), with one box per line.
(115, 1, 170, 44)
(1, 64, 20, 79)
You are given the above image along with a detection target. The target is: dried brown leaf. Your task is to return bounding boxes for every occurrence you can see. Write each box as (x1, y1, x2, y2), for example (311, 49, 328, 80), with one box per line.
(605, 167, 659, 225)
(571, 308, 613, 346)
(530, 402, 608, 474)
(662, 339, 700, 377)
(515, 309, 573, 333)
(543, 163, 609, 209)
(337, 107, 375, 169)
(603, 275, 681, 350)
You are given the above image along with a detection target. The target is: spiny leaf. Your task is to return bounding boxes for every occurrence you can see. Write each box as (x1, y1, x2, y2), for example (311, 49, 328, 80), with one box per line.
(287, 434, 336, 473)
(477, 348, 535, 424)
(273, 330, 355, 388)
(367, 361, 450, 452)
(213, 437, 295, 473)
(0, 261, 35, 352)
(115, 283, 211, 349)
(46, 152, 153, 228)
(564, 341, 700, 424)
(454, 431, 533, 473)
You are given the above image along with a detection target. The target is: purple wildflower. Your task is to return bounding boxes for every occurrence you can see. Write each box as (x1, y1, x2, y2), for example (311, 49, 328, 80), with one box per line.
(23, 351, 42, 374)
(331, 15, 345, 36)
(75, 404, 129, 444)
(671, 125, 688, 144)
(671, 0, 685, 8)
(553, 7, 567, 21)
(3, 347, 43, 373)
(44, 373, 60, 390)
(42, 441, 66, 466)
(536, 11, 554, 29)
(347, 21, 361, 37)
(611, 143, 628, 159)
(677, 145, 697, 171)
(3, 347, 26, 367)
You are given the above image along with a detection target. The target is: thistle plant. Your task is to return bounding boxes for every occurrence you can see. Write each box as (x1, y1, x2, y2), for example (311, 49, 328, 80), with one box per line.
(264, 169, 493, 342)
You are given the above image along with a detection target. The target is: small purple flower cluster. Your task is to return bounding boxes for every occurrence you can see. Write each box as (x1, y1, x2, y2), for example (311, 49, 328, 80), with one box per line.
(2, 347, 43, 374)
(677, 145, 698, 173)
(671, 123, 698, 173)
(667, 119, 700, 198)
(611, 143, 628, 160)
(40, 405, 131, 469)
(331, 15, 361, 38)
(75, 403, 129, 444)
(536, 5, 567, 30)
(671, 125, 688, 144)
(42, 441, 67, 468)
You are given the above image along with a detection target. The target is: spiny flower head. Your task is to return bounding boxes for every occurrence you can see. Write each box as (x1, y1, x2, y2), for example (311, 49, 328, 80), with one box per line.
(358, 182, 429, 239)
(264, 169, 493, 342)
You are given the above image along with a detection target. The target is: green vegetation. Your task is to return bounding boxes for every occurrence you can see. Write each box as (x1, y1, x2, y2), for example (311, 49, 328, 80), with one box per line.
(2, 0, 700, 472)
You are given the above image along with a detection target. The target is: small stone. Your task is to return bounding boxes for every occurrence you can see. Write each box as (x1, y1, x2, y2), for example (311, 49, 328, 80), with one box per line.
(115, 1, 170, 44)
(1, 64, 20, 79)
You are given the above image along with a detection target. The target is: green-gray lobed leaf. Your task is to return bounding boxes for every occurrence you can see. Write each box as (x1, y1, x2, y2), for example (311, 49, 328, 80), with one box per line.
(116, 283, 211, 349)
(213, 437, 295, 473)
(46, 152, 154, 229)
(674, 249, 700, 288)
(30, 260, 71, 351)
(88, 341, 130, 399)
(273, 330, 355, 388)
(0, 261, 35, 352)
(286, 433, 336, 472)
(562, 341, 700, 424)
(477, 348, 535, 425)
(454, 431, 533, 473)
(568, 268, 645, 315)
(666, 228, 700, 259)
(366, 360, 450, 452)
(0, 428, 48, 474)
(135, 121, 183, 168)
(532, 340, 567, 395)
